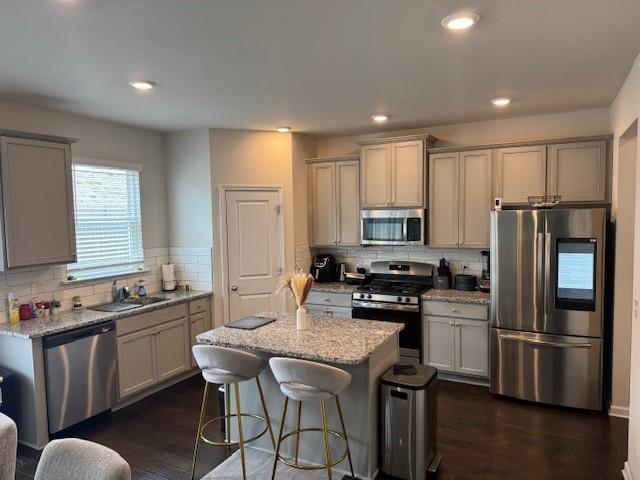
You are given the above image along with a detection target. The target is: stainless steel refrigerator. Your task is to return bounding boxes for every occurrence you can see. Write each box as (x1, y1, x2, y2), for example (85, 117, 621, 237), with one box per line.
(490, 208, 606, 411)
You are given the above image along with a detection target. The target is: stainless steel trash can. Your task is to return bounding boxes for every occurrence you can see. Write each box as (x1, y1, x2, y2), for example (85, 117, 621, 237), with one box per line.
(380, 364, 441, 479)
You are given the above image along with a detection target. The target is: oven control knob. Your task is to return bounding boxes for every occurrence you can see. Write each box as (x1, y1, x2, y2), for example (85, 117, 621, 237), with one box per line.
(405, 297, 411, 303)
(397, 297, 402, 302)
(367, 294, 372, 299)
(359, 294, 365, 299)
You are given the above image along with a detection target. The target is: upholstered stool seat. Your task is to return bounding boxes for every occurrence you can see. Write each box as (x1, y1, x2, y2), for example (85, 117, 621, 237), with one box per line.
(269, 357, 355, 480)
(191, 345, 274, 480)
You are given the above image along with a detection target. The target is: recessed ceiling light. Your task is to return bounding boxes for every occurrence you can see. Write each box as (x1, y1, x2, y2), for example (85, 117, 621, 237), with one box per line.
(129, 80, 156, 91)
(371, 114, 389, 123)
(441, 12, 480, 31)
(276, 126, 291, 133)
(491, 97, 512, 107)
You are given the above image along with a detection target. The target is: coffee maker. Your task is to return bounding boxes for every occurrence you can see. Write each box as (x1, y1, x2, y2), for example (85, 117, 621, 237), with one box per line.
(310, 254, 339, 282)
(479, 250, 490, 292)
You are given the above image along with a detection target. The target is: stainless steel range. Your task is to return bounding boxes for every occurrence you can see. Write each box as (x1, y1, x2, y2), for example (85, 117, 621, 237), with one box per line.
(352, 261, 433, 363)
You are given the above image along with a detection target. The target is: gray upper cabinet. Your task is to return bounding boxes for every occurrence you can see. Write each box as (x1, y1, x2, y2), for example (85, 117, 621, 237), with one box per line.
(429, 149, 492, 248)
(359, 135, 435, 208)
(391, 140, 424, 207)
(307, 156, 360, 247)
(429, 152, 459, 247)
(458, 150, 492, 248)
(360, 144, 393, 208)
(493, 145, 547, 205)
(0, 135, 76, 269)
(547, 140, 607, 203)
(309, 161, 337, 246)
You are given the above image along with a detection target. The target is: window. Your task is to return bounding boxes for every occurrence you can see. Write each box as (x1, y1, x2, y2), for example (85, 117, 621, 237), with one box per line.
(68, 163, 144, 279)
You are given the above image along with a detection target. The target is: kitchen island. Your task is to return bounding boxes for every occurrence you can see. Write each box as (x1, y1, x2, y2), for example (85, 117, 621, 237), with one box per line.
(197, 312, 402, 480)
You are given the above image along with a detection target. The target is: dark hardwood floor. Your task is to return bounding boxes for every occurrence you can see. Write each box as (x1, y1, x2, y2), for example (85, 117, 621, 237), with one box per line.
(15, 375, 627, 479)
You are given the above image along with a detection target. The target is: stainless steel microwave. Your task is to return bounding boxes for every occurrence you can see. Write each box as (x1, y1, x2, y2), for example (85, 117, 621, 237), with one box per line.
(360, 209, 425, 246)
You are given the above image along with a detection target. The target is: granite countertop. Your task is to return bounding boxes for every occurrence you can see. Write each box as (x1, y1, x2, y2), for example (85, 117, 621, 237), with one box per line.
(197, 311, 403, 365)
(310, 282, 359, 294)
(0, 290, 212, 339)
(422, 289, 490, 305)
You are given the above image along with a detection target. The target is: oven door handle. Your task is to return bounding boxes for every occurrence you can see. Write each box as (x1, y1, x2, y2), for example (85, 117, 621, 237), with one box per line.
(352, 300, 420, 313)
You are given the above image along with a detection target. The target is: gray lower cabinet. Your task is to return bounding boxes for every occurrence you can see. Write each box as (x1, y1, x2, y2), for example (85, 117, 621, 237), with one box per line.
(306, 290, 352, 318)
(116, 301, 211, 399)
(189, 297, 212, 368)
(423, 301, 488, 378)
(0, 135, 76, 269)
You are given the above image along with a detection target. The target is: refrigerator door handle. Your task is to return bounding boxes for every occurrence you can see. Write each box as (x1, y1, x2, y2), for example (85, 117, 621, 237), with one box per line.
(536, 232, 545, 319)
(498, 333, 593, 349)
(544, 232, 552, 321)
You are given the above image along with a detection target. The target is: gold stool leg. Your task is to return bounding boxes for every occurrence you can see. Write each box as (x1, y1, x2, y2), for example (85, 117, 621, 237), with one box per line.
(271, 396, 289, 480)
(320, 400, 333, 480)
(256, 376, 276, 449)
(233, 383, 248, 480)
(190, 381, 210, 480)
(225, 384, 231, 450)
(294, 401, 302, 466)
(335, 395, 355, 479)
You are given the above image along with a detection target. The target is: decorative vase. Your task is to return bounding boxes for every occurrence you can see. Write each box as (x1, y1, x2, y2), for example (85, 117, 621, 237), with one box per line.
(296, 306, 310, 330)
(50, 307, 59, 316)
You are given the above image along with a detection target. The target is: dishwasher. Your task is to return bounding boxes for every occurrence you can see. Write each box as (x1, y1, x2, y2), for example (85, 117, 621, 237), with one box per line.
(44, 320, 118, 434)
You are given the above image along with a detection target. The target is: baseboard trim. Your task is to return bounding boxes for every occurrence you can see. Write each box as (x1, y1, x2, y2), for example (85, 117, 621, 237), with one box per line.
(623, 461, 633, 480)
(609, 405, 630, 419)
(437, 372, 490, 387)
(114, 369, 200, 411)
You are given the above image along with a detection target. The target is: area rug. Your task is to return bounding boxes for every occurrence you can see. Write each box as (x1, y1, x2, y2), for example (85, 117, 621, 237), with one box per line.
(203, 448, 333, 479)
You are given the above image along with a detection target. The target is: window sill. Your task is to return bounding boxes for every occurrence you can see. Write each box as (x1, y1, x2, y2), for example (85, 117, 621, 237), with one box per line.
(61, 267, 151, 286)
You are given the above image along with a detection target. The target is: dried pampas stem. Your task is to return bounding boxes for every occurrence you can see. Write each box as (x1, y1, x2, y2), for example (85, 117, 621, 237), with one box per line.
(276, 270, 314, 308)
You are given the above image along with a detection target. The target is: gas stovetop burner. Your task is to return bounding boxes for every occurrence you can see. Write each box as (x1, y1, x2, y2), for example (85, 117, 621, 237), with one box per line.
(356, 280, 430, 296)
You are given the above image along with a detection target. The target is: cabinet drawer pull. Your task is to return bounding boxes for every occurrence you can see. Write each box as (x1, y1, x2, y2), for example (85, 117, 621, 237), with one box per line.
(451, 308, 457, 312)
(324, 298, 331, 302)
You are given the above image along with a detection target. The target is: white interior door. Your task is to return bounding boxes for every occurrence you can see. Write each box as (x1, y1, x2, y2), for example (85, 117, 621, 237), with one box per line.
(225, 189, 283, 322)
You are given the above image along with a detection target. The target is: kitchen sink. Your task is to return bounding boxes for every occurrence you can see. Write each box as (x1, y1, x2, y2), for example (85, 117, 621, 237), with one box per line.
(89, 296, 168, 312)
(123, 296, 168, 306)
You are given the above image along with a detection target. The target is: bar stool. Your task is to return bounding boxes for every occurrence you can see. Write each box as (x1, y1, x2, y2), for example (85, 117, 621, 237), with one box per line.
(269, 357, 355, 480)
(191, 345, 275, 480)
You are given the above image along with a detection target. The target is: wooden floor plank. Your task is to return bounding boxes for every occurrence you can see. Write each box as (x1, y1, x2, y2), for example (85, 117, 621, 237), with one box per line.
(15, 375, 627, 479)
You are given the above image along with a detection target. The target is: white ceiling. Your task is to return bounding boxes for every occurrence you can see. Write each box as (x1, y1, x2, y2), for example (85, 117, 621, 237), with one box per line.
(0, 0, 639, 135)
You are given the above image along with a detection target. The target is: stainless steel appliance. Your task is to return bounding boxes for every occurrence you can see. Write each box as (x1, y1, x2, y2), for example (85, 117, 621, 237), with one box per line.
(360, 209, 425, 246)
(380, 364, 441, 479)
(352, 261, 433, 362)
(490, 208, 606, 410)
(44, 321, 118, 434)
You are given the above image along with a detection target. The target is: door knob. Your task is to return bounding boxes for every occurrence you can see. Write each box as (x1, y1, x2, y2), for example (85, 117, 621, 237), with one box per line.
(231, 285, 238, 291)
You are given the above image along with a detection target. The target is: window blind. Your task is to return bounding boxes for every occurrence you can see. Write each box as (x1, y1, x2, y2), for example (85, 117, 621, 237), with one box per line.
(69, 163, 143, 276)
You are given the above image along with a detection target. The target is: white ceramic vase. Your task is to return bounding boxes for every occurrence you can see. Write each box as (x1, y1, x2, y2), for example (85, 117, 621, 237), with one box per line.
(296, 306, 310, 330)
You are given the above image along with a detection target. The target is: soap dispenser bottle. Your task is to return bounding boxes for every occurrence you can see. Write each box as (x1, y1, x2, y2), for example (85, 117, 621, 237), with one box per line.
(137, 279, 147, 298)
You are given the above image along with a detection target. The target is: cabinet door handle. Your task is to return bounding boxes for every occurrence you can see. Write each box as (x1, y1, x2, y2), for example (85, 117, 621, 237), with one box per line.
(449, 322, 454, 326)
(231, 284, 238, 291)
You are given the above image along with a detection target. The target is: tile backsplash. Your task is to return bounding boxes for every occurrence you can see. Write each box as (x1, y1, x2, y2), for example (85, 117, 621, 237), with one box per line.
(168, 246, 213, 292)
(0, 247, 171, 324)
(0, 245, 213, 324)
(307, 245, 487, 277)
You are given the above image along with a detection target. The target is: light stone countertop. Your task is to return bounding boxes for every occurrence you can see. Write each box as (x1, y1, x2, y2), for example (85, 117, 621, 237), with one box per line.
(0, 290, 212, 339)
(310, 282, 360, 294)
(197, 311, 403, 365)
(422, 289, 490, 305)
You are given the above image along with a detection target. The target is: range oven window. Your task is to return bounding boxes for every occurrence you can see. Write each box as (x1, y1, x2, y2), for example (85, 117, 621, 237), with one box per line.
(555, 238, 597, 311)
(362, 218, 404, 242)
